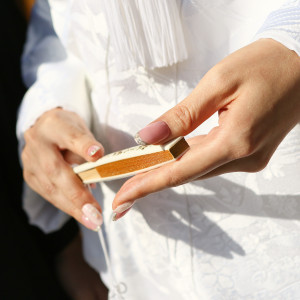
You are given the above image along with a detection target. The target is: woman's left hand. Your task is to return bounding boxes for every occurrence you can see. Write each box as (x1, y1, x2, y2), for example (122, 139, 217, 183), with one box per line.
(112, 39, 300, 219)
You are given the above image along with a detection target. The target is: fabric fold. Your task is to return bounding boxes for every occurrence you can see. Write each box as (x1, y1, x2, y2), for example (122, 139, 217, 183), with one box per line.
(97, 0, 187, 70)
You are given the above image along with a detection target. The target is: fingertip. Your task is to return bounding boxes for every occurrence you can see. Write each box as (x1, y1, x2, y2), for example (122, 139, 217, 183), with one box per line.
(81, 203, 103, 231)
(112, 201, 135, 221)
(81, 214, 102, 231)
(112, 173, 148, 209)
(87, 144, 104, 160)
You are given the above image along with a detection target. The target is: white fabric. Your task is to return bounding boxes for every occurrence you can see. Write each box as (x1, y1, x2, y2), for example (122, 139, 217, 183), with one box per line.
(17, 0, 300, 299)
(98, 0, 187, 70)
(254, 0, 300, 55)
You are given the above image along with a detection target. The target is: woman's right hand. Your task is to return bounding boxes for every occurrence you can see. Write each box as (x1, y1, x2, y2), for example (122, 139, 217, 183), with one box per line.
(112, 39, 300, 217)
(21, 108, 105, 231)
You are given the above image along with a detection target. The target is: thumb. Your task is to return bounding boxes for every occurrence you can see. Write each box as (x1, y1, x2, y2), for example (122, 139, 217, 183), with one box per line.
(62, 133, 104, 163)
(134, 72, 228, 145)
(43, 109, 105, 162)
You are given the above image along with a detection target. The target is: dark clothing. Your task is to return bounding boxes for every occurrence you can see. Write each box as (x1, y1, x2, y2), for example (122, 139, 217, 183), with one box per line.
(0, 2, 77, 299)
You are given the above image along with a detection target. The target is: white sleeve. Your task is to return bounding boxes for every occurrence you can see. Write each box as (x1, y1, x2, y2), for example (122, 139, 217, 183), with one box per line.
(16, 0, 91, 233)
(16, 0, 92, 150)
(254, 0, 300, 56)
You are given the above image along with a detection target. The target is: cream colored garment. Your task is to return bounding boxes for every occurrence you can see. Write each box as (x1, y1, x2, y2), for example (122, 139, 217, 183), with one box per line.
(17, 0, 300, 299)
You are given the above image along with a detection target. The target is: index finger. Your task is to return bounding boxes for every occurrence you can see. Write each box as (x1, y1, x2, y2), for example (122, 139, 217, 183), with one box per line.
(112, 133, 230, 210)
(60, 165, 104, 230)
(26, 147, 103, 231)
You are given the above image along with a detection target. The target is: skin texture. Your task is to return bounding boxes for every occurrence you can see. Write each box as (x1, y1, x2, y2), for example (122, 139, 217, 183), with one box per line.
(22, 108, 104, 228)
(112, 39, 300, 210)
(21, 39, 300, 224)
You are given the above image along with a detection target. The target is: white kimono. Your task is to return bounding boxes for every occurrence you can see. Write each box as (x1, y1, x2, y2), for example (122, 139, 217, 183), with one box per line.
(17, 0, 300, 299)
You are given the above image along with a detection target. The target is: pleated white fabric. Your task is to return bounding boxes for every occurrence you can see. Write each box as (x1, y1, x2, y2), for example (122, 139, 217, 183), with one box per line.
(88, 0, 188, 70)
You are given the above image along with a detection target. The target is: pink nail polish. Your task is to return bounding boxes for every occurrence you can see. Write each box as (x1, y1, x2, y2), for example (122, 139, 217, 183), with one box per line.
(135, 121, 171, 145)
(112, 201, 135, 221)
(88, 145, 102, 157)
(82, 203, 103, 230)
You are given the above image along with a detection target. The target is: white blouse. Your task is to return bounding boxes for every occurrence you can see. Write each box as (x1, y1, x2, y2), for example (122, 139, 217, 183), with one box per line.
(17, 0, 300, 299)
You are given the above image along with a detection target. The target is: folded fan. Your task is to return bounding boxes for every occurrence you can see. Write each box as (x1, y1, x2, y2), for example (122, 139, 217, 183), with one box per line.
(73, 137, 189, 183)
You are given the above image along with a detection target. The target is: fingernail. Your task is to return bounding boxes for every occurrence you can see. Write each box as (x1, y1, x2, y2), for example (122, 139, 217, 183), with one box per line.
(82, 203, 103, 231)
(134, 121, 171, 145)
(88, 145, 102, 157)
(112, 201, 135, 221)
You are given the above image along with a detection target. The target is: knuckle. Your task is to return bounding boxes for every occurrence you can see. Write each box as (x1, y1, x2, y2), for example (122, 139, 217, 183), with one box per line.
(68, 206, 77, 219)
(22, 169, 32, 184)
(223, 130, 272, 173)
(44, 108, 61, 122)
(210, 66, 227, 86)
(41, 109, 68, 132)
(245, 152, 271, 173)
(68, 188, 86, 205)
(172, 104, 195, 134)
(21, 148, 30, 166)
(65, 126, 90, 154)
(226, 132, 258, 160)
(23, 129, 36, 144)
(42, 181, 56, 196)
(206, 63, 238, 101)
(166, 167, 185, 188)
(207, 65, 229, 90)
(42, 159, 60, 178)
(236, 140, 257, 159)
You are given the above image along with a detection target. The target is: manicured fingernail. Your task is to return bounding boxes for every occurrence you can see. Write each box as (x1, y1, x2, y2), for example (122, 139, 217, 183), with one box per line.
(82, 203, 103, 230)
(88, 145, 102, 157)
(112, 201, 135, 221)
(134, 121, 171, 145)
(81, 215, 101, 231)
